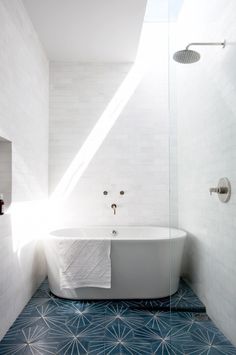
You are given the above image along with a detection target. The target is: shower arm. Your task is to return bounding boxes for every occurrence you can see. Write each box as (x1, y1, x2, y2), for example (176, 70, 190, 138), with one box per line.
(186, 41, 226, 50)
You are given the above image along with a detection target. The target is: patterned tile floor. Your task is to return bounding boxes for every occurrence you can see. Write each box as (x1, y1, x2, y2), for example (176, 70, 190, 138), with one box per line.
(0, 279, 235, 354)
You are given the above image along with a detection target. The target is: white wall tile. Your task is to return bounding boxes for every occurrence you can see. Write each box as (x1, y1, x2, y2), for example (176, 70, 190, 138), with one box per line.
(49, 34, 175, 228)
(0, 0, 48, 340)
(0, 140, 11, 209)
(171, 0, 236, 346)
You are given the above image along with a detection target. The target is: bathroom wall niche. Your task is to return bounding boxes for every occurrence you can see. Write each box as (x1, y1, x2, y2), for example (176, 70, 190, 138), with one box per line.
(0, 137, 12, 212)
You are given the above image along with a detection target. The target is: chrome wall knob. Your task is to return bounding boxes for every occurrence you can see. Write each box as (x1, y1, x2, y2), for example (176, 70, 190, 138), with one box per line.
(209, 178, 231, 203)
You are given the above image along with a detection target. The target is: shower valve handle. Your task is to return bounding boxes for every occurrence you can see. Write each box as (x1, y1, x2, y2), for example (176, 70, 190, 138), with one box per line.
(209, 186, 228, 195)
(209, 178, 231, 203)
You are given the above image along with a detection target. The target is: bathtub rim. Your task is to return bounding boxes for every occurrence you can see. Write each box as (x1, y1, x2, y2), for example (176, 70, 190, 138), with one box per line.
(48, 226, 187, 240)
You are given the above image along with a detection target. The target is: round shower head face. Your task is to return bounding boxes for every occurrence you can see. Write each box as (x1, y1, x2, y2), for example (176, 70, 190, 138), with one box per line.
(173, 49, 201, 64)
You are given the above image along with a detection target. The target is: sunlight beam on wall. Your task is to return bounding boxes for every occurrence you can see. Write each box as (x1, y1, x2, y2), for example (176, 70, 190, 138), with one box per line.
(9, 200, 48, 253)
(50, 64, 144, 200)
(50, 23, 160, 203)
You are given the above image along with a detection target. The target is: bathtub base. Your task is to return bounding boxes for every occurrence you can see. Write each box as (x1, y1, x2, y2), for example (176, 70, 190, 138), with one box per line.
(49, 280, 180, 300)
(47, 235, 185, 300)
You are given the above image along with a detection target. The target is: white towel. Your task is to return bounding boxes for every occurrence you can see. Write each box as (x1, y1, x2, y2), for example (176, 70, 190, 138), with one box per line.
(55, 239, 111, 289)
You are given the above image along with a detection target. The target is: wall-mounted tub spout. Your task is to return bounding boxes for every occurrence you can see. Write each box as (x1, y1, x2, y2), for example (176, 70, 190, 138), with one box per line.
(111, 204, 117, 215)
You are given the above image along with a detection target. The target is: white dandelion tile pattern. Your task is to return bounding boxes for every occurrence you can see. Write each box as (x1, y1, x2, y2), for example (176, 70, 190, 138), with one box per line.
(0, 279, 235, 355)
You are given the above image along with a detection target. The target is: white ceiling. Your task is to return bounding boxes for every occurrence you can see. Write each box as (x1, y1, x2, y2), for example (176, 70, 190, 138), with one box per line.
(22, 0, 147, 62)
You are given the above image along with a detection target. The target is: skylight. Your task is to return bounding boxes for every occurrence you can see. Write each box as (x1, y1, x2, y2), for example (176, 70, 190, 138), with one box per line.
(144, 0, 183, 22)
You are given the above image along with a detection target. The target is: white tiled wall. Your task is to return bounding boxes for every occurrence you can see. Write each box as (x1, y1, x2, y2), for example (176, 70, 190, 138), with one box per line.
(1, 0, 236, 346)
(0, 139, 11, 209)
(171, 0, 236, 346)
(49, 25, 175, 228)
(0, 0, 48, 340)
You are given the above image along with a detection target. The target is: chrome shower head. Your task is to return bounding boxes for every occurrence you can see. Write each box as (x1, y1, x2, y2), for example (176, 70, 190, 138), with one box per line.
(173, 49, 200, 64)
(173, 41, 226, 64)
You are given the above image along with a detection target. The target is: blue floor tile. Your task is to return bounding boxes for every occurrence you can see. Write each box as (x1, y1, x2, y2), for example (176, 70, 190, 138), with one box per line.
(0, 279, 235, 355)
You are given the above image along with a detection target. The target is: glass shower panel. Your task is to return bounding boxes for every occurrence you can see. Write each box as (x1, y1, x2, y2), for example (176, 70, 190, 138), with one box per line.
(169, 0, 236, 351)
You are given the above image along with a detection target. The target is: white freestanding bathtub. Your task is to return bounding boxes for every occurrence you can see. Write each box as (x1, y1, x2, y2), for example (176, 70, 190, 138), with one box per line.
(45, 227, 186, 300)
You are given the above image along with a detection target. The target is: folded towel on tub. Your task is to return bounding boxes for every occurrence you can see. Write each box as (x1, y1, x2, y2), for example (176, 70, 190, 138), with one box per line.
(55, 239, 111, 289)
